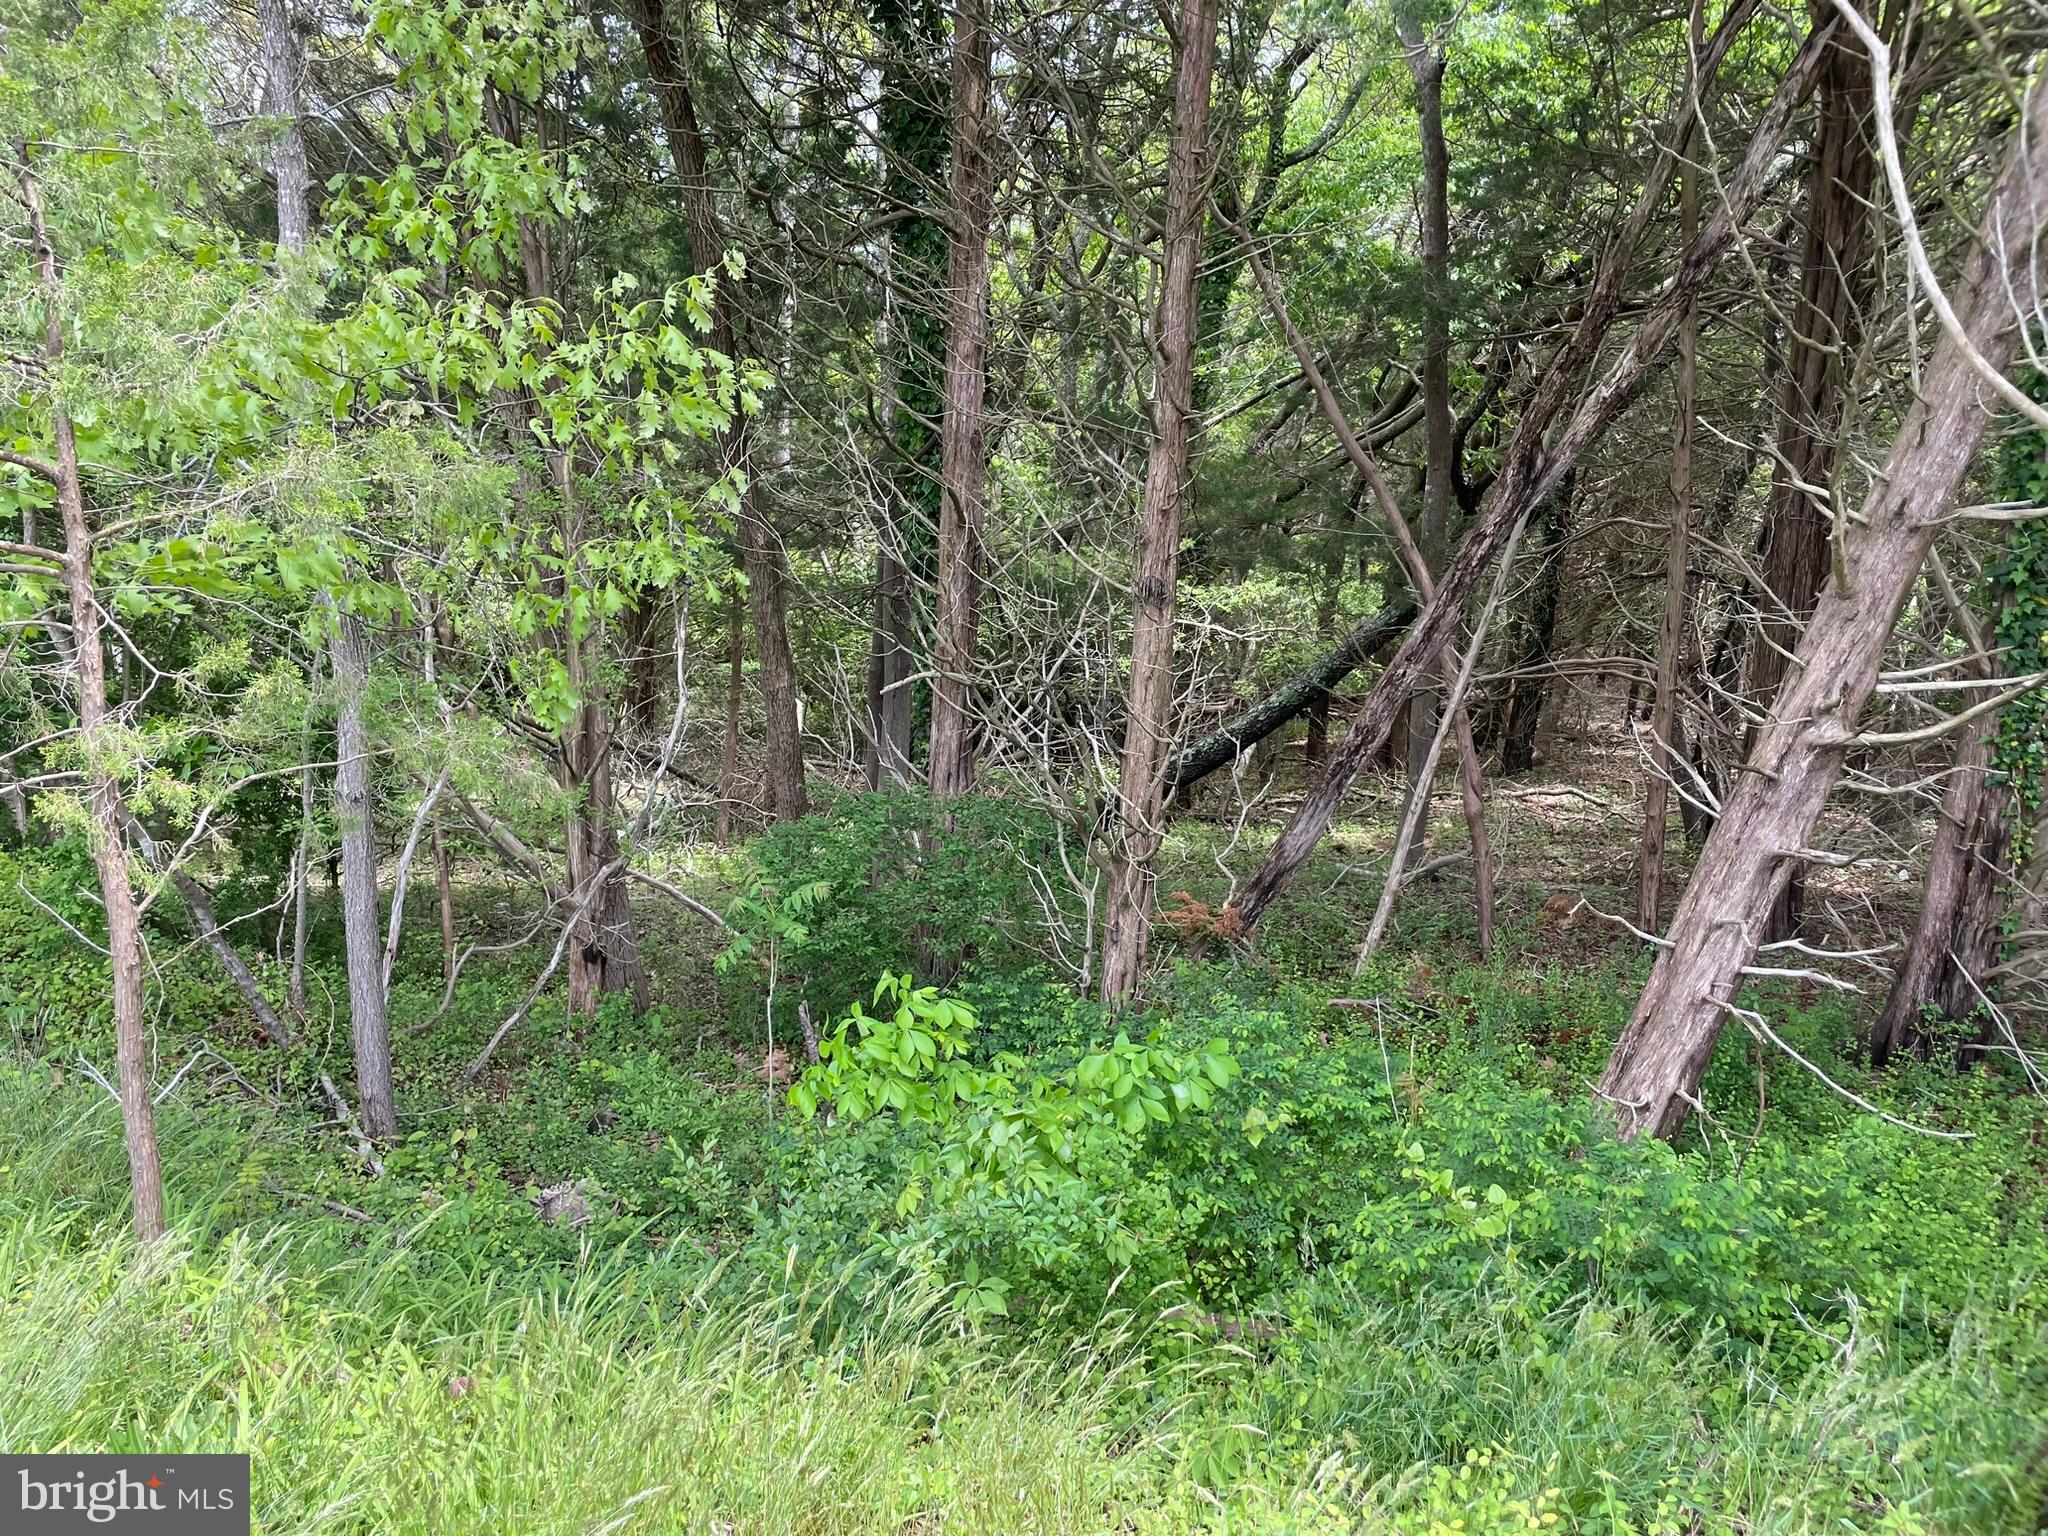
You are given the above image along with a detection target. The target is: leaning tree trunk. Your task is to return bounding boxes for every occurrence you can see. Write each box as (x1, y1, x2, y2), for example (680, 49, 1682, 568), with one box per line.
(1596, 78, 2048, 1137)
(1869, 710, 2014, 1064)
(928, 0, 996, 799)
(636, 0, 807, 820)
(1230, 3, 1810, 930)
(21, 162, 165, 1242)
(1745, 14, 1881, 938)
(1097, 0, 1220, 1002)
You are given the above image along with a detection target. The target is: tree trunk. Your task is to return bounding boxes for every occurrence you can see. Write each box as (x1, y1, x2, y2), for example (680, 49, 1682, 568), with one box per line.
(865, 545, 916, 786)
(328, 613, 396, 1137)
(1596, 82, 2048, 1136)
(1496, 475, 1575, 775)
(928, 0, 996, 799)
(1229, 8, 1816, 930)
(1097, 0, 1220, 1002)
(1638, 53, 1699, 934)
(635, 0, 807, 820)
(22, 163, 165, 1242)
(1394, 4, 1452, 784)
(1236, 232, 1495, 954)
(1870, 711, 2013, 1064)
(256, 0, 310, 250)
(719, 580, 744, 841)
(434, 820, 456, 985)
(1745, 15, 1881, 938)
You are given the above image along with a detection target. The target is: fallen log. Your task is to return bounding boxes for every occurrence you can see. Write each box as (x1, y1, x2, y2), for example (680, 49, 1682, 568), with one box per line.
(1168, 599, 1415, 794)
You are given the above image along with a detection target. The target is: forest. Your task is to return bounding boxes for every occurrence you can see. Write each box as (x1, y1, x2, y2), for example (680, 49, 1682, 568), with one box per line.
(3, 0, 2048, 1527)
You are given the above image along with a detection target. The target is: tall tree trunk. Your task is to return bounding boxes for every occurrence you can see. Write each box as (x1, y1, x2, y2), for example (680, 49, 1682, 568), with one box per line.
(928, 0, 995, 798)
(1394, 3, 1453, 784)
(1638, 41, 1699, 934)
(328, 613, 396, 1136)
(635, 0, 808, 820)
(21, 163, 165, 1242)
(1228, 5, 1813, 930)
(1596, 81, 2048, 1136)
(490, 99, 650, 1021)
(1097, 0, 1220, 1002)
(1870, 710, 2013, 1064)
(1745, 14, 1881, 937)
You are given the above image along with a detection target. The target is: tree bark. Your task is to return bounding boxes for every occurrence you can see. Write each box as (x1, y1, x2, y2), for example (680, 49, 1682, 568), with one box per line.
(928, 0, 996, 799)
(328, 612, 396, 1137)
(1869, 710, 2013, 1064)
(1097, 0, 1220, 1002)
(1596, 79, 2048, 1136)
(256, 0, 310, 251)
(21, 161, 165, 1242)
(1229, 5, 1814, 931)
(635, 0, 808, 820)
(1744, 13, 1882, 939)
(433, 820, 455, 986)
(718, 580, 744, 843)
(1394, 3, 1453, 784)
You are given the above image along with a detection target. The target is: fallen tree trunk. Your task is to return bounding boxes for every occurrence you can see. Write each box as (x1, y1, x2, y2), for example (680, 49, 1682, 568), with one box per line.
(1168, 600, 1415, 795)
(1596, 66, 2048, 1137)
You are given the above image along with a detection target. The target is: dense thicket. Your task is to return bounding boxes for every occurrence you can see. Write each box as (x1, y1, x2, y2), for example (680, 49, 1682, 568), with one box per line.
(3, 0, 2048, 1527)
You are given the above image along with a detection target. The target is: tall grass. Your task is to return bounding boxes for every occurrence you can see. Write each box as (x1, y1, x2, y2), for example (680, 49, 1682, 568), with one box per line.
(3, 1069, 2042, 1534)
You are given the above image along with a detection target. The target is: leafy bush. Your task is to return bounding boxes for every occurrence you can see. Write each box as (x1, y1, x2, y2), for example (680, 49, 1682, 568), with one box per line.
(739, 788, 1077, 1017)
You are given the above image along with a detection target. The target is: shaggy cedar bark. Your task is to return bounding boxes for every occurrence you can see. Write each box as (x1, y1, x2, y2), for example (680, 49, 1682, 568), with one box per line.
(1597, 77, 2048, 1136)
(1097, 0, 1220, 1001)
(928, 0, 996, 799)
(1230, 3, 1808, 930)
(1746, 14, 1882, 937)
(636, 0, 808, 820)
(1869, 712, 2013, 1064)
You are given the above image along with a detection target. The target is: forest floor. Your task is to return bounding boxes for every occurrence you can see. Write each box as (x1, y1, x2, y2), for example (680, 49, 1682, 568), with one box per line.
(1, 713, 2045, 1534)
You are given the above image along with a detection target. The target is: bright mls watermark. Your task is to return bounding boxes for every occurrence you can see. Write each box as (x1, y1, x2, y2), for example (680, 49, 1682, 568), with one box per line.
(2, 1456, 248, 1533)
